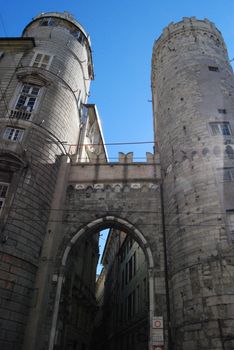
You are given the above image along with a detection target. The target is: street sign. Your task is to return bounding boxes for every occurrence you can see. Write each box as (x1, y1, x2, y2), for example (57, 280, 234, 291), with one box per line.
(152, 329, 164, 344)
(152, 316, 163, 329)
(152, 326, 164, 345)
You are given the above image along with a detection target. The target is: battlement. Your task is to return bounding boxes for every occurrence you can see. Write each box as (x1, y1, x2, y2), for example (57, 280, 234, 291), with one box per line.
(71, 152, 160, 164)
(154, 16, 226, 51)
(118, 151, 160, 163)
(68, 152, 161, 184)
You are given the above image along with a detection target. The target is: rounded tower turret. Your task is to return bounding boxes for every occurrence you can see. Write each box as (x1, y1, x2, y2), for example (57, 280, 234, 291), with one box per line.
(0, 12, 93, 350)
(152, 17, 234, 349)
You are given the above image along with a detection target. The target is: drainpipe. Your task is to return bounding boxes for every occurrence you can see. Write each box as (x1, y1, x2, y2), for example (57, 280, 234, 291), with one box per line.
(160, 183, 172, 349)
(48, 270, 65, 350)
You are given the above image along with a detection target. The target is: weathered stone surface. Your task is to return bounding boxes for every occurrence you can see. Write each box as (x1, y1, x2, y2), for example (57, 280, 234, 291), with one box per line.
(152, 17, 234, 349)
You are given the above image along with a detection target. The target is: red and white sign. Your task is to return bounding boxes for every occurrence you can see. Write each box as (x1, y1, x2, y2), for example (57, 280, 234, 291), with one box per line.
(152, 316, 163, 329)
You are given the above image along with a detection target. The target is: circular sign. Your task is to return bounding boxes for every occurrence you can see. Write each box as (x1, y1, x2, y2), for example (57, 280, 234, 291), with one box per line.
(154, 320, 162, 328)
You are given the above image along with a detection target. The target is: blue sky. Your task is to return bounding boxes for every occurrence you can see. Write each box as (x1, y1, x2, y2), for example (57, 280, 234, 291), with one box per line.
(1, 1, 234, 160)
(1, 1, 234, 273)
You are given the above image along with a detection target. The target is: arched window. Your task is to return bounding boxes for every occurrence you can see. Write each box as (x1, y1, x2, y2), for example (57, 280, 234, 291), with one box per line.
(226, 145, 234, 159)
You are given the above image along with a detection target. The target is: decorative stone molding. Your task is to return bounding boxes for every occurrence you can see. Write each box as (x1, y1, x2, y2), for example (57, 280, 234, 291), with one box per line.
(71, 182, 159, 192)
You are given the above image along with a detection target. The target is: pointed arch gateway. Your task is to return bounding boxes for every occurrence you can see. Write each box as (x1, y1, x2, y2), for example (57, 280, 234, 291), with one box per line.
(48, 216, 156, 350)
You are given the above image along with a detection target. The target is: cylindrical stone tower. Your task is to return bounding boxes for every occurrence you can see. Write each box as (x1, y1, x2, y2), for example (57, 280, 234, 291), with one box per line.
(152, 17, 234, 349)
(0, 12, 93, 349)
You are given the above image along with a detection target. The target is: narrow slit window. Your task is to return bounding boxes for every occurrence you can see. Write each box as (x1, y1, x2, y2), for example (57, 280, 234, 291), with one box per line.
(208, 66, 219, 72)
(218, 109, 227, 114)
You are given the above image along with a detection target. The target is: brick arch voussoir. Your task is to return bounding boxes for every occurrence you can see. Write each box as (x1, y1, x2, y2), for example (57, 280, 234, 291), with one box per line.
(61, 215, 154, 269)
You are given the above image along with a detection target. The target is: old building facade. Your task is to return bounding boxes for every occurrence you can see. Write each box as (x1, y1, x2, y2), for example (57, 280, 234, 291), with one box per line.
(0, 11, 233, 350)
(95, 229, 149, 350)
(0, 11, 107, 350)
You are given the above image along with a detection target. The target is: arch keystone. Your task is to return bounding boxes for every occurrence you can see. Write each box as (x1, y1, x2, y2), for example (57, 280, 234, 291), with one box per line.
(105, 216, 115, 221)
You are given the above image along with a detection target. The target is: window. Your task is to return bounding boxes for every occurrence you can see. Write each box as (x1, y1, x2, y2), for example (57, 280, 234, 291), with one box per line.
(121, 270, 124, 289)
(136, 285, 140, 313)
(210, 122, 232, 136)
(226, 145, 234, 159)
(3, 127, 24, 142)
(127, 291, 136, 320)
(208, 66, 219, 72)
(127, 294, 132, 320)
(143, 278, 148, 306)
(132, 290, 135, 316)
(129, 257, 133, 281)
(226, 211, 234, 240)
(40, 17, 56, 27)
(32, 52, 52, 69)
(125, 263, 128, 285)
(70, 29, 85, 45)
(0, 182, 9, 212)
(133, 252, 136, 276)
(218, 109, 227, 114)
(220, 168, 234, 182)
(128, 253, 136, 282)
(15, 84, 40, 113)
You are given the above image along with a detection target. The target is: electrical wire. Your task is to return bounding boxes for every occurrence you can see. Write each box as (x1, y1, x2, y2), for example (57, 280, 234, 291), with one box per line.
(40, 140, 156, 147)
(4, 218, 232, 227)
(2, 206, 232, 215)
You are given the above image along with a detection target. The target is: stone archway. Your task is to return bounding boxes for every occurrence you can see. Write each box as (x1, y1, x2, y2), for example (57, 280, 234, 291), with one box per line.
(48, 216, 156, 350)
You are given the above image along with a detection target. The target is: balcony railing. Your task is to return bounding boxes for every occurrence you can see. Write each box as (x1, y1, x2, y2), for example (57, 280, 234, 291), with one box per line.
(9, 109, 32, 121)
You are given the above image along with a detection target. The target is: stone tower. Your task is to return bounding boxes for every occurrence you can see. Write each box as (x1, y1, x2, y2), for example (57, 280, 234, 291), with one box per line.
(152, 17, 234, 349)
(0, 12, 94, 349)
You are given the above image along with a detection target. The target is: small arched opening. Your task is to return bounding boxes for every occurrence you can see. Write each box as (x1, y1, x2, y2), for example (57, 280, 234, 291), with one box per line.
(49, 216, 155, 350)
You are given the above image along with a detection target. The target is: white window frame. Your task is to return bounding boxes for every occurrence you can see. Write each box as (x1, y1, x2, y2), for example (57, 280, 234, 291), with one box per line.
(3, 127, 24, 142)
(31, 52, 53, 69)
(0, 182, 9, 213)
(14, 83, 41, 112)
(209, 122, 232, 136)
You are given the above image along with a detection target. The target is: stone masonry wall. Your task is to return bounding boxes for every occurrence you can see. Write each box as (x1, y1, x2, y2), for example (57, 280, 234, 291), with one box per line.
(32, 155, 167, 350)
(152, 17, 234, 350)
(0, 13, 92, 350)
